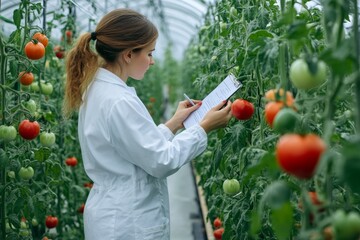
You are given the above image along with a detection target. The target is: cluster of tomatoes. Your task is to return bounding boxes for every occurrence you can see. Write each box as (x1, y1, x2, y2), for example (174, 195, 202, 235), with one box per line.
(213, 217, 224, 240)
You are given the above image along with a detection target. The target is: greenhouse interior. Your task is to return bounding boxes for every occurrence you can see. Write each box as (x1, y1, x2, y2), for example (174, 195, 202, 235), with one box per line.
(1, 0, 360, 240)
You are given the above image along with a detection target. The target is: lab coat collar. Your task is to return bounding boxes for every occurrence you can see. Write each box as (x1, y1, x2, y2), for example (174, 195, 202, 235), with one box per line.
(95, 68, 136, 94)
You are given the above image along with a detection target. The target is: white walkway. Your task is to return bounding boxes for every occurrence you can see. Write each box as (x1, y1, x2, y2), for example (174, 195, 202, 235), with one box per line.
(168, 163, 206, 240)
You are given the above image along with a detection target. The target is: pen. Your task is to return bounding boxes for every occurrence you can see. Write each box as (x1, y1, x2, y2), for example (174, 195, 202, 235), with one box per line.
(183, 93, 195, 106)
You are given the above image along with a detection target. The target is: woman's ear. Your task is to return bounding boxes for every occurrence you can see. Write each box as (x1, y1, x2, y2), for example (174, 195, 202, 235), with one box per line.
(123, 49, 132, 64)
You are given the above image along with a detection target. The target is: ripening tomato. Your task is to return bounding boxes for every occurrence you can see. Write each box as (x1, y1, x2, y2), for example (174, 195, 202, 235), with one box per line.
(32, 32, 49, 47)
(24, 40, 45, 60)
(264, 88, 294, 106)
(65, 157, 78, 166)
(45, 216, 58, 229)
(18, 120, 40, 140)
(276, 134, 326, 179)
(214, 227, 224, 240)
(231, 99, 254, 120)
(289, 58, 327, 90)
(18, 71, 34, 86)
(213, 217, 222, 229)
(265, 101, 284, 127)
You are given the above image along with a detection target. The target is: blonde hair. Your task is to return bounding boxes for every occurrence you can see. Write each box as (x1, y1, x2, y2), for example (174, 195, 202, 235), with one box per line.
(63, 8, 158, 117)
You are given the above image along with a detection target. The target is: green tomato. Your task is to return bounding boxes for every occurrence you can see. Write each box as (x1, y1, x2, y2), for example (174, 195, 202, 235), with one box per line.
(223, 179, 240, 196)
(24, 99, 37, 114)
(18, 166, 34, 180)
(7, 171, 15, 179)
(0, 125, 17, 142)
(333, 210, 360, 240)
(289, 58, 327, 90)
(19, 229, 30, 237)
(40, 81, 53, 95)
(219, 22, 227, 32)
(40, 132, 56, 147)
(230, 6, 238, 18)
(31, 218, 39, 227)
(20, 221, 28, 229)
(30, 81, 40, 92)
(273, 108, 300, 134)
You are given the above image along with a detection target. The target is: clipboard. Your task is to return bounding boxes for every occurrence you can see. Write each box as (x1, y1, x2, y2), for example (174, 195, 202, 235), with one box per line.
(183, 74, 242, 129)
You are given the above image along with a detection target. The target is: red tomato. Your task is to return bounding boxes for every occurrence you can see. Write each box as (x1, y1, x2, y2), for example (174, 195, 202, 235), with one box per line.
(78, 203, 85, 214)
(18, 120, 40, 140)
(84, 182, 93, 188)
(213, 217, 222, 228)
(32, 32, 49, 47)
(276, 134, 326, 179)
(65, 157, 78, 166)
(24, 40, 45, 60)
(18, 71, 34, 85)
(264, 101, 284, 127)
(213, 227, 224, 240)
(231, 99, 254, 120)
(53, 45, 65, 59)
(45, 216, 58, 229)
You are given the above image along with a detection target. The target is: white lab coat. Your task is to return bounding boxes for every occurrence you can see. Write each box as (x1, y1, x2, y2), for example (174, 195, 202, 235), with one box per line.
(78, 68, 207, 240)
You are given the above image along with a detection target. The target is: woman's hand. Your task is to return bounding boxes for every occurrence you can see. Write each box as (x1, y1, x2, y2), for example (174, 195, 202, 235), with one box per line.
(165, 99, 202, 133)
(200, 100, 233, 133)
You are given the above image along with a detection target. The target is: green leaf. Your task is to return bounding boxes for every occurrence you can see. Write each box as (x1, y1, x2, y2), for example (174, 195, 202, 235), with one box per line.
(0, 15, 14, 24)
(261, 180, 291, 209)
(34, 147, 51, 162)
(250, 208, 262, 238)
(270, 202, 293, 240)
(13, 9, 22, 28)
(340, 137, 360, 195)
(286, 20, 308, 39)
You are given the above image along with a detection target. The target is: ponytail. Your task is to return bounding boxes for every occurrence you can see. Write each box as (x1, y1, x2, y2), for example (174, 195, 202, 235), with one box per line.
(63, 32, 99, 117)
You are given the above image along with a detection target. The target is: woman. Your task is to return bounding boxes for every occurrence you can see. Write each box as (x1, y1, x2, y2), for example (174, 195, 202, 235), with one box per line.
(63, 8, 232, 240)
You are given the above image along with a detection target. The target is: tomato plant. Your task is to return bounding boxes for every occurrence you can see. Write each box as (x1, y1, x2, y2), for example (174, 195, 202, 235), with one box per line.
(276, 134, 326, 179)
(40, 131, 56, 147)
(223, 179, 240, 196)
(18, 166, 34, 180)
(289, 58, 327, 90)
(45, 216, 58, 229)
(65, 157, 78, 166)
(18, 71, 34, 85)
(231, 99, 255, 120)
(18, 119, 40, 140)
(24, 40, 45, 60)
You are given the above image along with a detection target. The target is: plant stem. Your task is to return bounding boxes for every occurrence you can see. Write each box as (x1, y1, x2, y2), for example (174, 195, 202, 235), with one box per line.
(353, 0, 360, 133)
(0, 27, 7, 240)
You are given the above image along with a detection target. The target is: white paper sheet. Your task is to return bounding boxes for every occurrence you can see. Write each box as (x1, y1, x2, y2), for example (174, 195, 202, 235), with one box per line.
(184, 74, 242, 129)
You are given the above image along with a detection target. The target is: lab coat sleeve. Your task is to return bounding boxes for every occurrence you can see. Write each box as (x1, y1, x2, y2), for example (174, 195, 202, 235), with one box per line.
(157, 124, 175, 141)
(108, 98, 207, 178)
